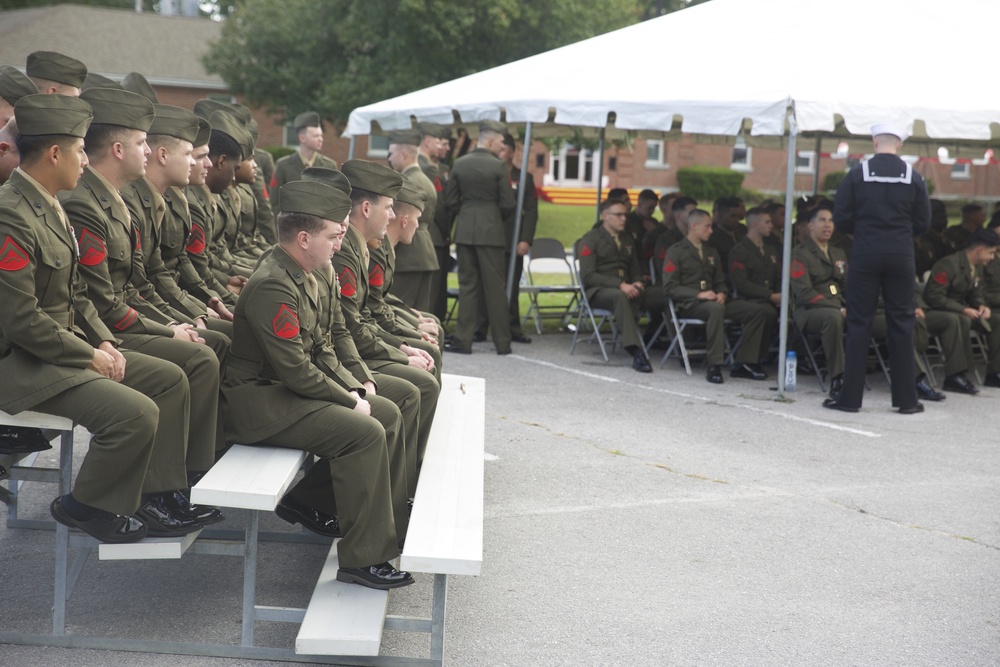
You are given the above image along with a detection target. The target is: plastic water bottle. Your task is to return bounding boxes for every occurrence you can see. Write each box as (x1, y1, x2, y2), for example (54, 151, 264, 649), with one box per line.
(785, 350, 797, 392)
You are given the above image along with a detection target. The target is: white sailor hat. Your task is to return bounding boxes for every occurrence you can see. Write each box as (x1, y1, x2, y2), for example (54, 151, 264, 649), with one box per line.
(871, 123, 907, 141)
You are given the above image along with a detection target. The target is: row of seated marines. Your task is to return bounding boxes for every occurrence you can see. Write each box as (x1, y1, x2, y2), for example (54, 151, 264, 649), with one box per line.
(576, 192, 1000, 397)
(0, 87, 442, 591)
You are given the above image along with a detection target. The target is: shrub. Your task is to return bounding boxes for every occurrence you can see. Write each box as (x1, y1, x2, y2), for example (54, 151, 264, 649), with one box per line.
(264, 146, 295, 161)
(822, 171, 847, 192)
(676, 166, 745, 201)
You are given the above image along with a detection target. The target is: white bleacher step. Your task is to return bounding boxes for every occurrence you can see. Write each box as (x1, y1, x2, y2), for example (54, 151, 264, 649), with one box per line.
(401, 374, 484, 577)
(99, 529, 202, 560)
(0, 409, 73, 431)
(295, 541, 388, 657)
(191, 444, 307, 511)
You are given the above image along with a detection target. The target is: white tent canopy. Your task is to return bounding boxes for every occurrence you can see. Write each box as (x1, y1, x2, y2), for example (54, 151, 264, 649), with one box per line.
(346, 0, 1000, 150)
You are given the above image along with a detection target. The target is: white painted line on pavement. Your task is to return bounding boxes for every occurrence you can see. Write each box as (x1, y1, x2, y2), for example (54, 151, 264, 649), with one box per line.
(512, 355, 881, 438)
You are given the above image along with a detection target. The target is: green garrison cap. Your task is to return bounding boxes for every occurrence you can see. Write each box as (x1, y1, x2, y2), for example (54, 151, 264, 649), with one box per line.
(122, 72, 158, 104)
(417, 121, 451, 140)
(193, 98, 252, 125)
(81, 73, 123, 92)
(302, 166, 351, 196)
(386, 129, 421, 147)
(478, 119, 506, 135)
(395, 182, 427, 213)
(247, 118, 259, 146)
(279, 180, 352, 221)
(26, 51, 87, 88)
(14, 94, 92, 138)
(80, 88, 154, 131)
(209, 110, 253, 159)
(149, 105, 200, 143)
(293, 111, 321, 130)
(0, 66, 38, 105)
(194, 117, 212, 147)
(341, 159, 402, 198)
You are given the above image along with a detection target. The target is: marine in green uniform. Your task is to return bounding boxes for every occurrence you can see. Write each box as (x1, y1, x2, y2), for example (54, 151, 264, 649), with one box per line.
(25, 51, 87, 97)
(387, 129, 439, 313)
(578, 199, 663, 373)
(662, 209, 772, 383)
(62, 88, 222, 534)
(417, 122, 454, 320)
(268, 112, 337, 212)
(223, 179, 412, 589)
(0, 65, 38, 125)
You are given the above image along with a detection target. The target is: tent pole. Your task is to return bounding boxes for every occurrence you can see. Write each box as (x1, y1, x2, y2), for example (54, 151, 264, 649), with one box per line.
(777, 116, 799, 398)
(594, 128, 606, 223)
(348, 135, 356, 160)
(812, 135, 822, 195)
(506, 121, 533, 301)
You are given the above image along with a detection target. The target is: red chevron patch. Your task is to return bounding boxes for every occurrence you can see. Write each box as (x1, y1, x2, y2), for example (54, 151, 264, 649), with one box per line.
(664, 259, 677, 273)
(731, 260, 746, 272)
(790, 259, 805, 279)
(339, 267, 357, 297)
(0, 236, 28, 271)
(369, 263, 385, 287)
(77, 229, 107, 266)
(933, 271, 949, 285)
(272, 304, 299, 339)
(580, 245, 592, 257)
(185, 224, 206, 255)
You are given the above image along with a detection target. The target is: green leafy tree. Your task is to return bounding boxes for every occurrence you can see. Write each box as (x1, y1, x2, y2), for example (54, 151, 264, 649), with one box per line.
(204, 0, 645, 127)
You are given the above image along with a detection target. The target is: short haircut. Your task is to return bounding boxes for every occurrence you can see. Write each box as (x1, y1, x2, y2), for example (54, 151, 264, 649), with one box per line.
(599, 198, 626, 214)
(658, 192, 678, 207)
(608, 187, 629, 200)
(277, 211, 326, 243)
(147, 133, 182, 152)
(961, 204, 984, 217)
(208, 130, 241, 160)
(0, 117, 17, 144)
(672, 196, 697, 212)
(393, 200, 420, 219)
(745, 206, 769, 225)
(688, 209, 711, 225)
(987, 210, 1000, 230)
(714, 195, 743, 213)
(349, 187, 381, 208)
(638, 188, 658, 203)
(967, 228, 1000, 249)
(764, 201, 785, 215)
(929, 198, 947, 218)
(15, 133, 74, 165)
(83, 123, 131, 162)
(808, 203, 834, 222)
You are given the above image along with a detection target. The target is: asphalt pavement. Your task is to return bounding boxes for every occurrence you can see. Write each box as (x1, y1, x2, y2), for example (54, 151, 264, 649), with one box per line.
(0, 331, 997, 666)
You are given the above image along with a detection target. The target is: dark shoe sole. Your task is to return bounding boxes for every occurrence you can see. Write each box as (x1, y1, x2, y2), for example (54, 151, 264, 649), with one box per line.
(336, 569, 415, 590)
(822, 399, 859, 413)
(274, 504, 340, 538)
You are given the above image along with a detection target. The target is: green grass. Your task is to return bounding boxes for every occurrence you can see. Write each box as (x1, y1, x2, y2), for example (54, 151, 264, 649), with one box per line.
(536, 202, 599, 248)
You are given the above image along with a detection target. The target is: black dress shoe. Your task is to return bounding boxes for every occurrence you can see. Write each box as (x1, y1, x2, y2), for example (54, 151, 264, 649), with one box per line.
(275, 496, 341, 538)
(730, 362, 767, 380)
(471, 331, 487, 343)
(136, 494, 206, 537)
(336, 562, 414, 590)
(915, 375, 946, 401)
(943, 372, 980, 394)
(898, 402, 925, 415)
(632, 351, 652, 373)
(829, 374, 844, 398)
(822, 398, 859, 413)
(161, 489, 224, 526)
(511, 333, 532, 344)
(706, 365, 724, 384)
(496, 348, 512, 355)
(0, 426, 52, 455)
(443, 341, 471, 354)
(50, 496, 147, 543)
(984, 372, 1000, 387)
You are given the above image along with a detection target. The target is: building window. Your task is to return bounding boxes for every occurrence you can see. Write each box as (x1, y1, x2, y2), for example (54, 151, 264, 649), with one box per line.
(608, 157, 617, 172)
(645, 139, 668, 169)
(535, 153, 546, 169)
(731, 137, 752, 171)
(795, 150, 816, 173)
(951, 162, 971, 180)
(368, 134, 389, 158)
(283, 125, 299, 147)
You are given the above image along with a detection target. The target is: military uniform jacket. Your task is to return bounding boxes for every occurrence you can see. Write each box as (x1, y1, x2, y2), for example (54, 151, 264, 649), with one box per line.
(161, 185, 225, 307)
(314, 263, 376, 387)
(234, 183, 264, 254)
(223, 245, 363, 444)
(210, 187, 252, 273)
(122, 177, 205, 322)
(61, 167, 175, 338)
(445, 148, 515, 248)
(789, 240, 848, 312)
(504, 167, 538, 248)
(268, 151, 337, 211)
(330, 225, 409, 365)
(253, 148, 277, 245)
(924, 251, 984, 313)
(394, 164, 439, 273)
(577, 226, 641, 298)
(728, 236, 779, 302)
(708, 224, 746, 273)
(184, 183, 237, 306)
(662, 239, 727, 304)
(368, 240, 423, 343)
(833, 153, 930, 257)
(419, 153, 452, 247)
(981, 256, 1000, 308)
(0, 170, 114, 412)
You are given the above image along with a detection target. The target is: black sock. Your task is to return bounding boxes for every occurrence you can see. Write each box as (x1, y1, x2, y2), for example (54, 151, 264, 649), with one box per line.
(61, 493, 102, 520)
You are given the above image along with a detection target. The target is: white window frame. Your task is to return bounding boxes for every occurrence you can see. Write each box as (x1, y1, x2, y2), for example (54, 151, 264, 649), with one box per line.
(367, 134, 389, 158)
(795, 150, 816, 174)
(644, 139, 669, 169)
(731, 137, 752, 172)
(951, 162, 971, 180)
